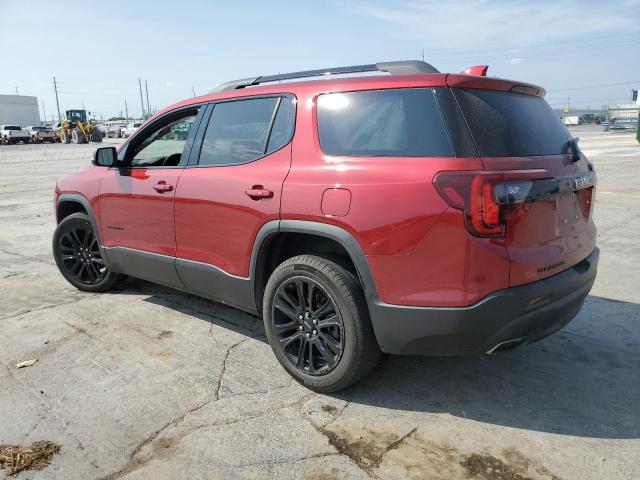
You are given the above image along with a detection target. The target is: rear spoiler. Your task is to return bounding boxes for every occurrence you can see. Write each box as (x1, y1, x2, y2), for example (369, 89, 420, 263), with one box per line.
(450, 68, 546, 97)
(460, 65, 489, 76)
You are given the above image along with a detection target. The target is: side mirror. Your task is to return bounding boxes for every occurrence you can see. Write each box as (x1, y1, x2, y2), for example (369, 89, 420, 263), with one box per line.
(93, 147, 117, 167)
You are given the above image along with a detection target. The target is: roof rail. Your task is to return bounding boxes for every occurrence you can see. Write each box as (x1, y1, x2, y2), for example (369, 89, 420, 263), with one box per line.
(211, 60, 440, 93)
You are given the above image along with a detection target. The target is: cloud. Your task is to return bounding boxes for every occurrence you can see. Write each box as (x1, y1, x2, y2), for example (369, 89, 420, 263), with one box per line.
(510, 58, 524, 65)
(165, 81, 176, 88)
(348, 0, 636, 50)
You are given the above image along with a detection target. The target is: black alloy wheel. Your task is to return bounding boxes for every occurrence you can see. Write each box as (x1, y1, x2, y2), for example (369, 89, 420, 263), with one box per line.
(57, 224, 106, 285)
(52, 212, 126, 292)
(272, 276, 345, 376)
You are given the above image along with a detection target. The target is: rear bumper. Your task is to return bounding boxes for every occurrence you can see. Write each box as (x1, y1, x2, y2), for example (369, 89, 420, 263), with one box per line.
(367, 248, 599, 355)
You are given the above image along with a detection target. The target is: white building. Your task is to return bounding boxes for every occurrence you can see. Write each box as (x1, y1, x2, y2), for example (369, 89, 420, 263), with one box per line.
(0, 95, 41, 126)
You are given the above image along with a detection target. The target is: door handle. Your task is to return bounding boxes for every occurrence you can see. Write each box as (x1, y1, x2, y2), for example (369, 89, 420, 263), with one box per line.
(153, 181, 174, 193)
(245, 186, 274, 200)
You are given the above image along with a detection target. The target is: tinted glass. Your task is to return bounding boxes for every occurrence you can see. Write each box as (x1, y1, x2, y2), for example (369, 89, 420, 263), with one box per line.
(5, 126, 20, 130)
(131, 113, 197, 167)
(266, 97, 295, 154)
(317, 88, 453, 157)
(453, 89, 571, 157)
(199, 97, 280, 166)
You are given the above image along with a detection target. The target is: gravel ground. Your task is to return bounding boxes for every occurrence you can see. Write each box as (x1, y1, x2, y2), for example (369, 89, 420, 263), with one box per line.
(0, 128, 639, 480)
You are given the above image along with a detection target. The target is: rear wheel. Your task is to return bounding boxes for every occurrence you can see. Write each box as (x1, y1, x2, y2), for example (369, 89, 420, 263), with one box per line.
(90, 129, 103, 143)
(263, 255, 380, 392)
(60, 131, 70, 144)
(53, 213, 126, 292)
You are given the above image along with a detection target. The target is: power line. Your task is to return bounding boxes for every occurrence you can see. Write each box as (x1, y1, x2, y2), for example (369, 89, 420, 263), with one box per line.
(424, 31, 640, 56)
(435, 38, 640, 65)
(547, 80, 640, 92)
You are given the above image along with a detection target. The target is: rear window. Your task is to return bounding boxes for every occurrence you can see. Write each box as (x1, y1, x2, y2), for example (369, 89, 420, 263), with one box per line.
(317, 88, 453, 157)
(453, 89, 571, 157)
(4, 126, 21, 130)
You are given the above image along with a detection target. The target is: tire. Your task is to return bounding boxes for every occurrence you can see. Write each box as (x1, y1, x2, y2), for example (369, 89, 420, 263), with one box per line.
(60, 131, 70, 144)
(90, 129, 103, 143)
(263, 255, 380, 392)
(52, 212, 126, 292)
(71, 128, 85, 144)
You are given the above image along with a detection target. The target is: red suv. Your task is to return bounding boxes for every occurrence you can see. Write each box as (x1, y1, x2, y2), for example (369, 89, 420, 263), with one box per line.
(53, 61, 598, 392)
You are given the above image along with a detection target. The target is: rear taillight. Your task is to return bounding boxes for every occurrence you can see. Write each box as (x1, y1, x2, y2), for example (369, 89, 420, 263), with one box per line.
(434, 170, 548, 238)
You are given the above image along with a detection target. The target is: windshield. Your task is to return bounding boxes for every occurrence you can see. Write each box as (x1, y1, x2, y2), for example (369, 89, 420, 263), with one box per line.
(453, 89, 571, 157)
(4, 126, 21, 130)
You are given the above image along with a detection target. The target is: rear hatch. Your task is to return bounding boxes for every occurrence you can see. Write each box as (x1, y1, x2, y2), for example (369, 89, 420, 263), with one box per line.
(448, 83, 596, 286)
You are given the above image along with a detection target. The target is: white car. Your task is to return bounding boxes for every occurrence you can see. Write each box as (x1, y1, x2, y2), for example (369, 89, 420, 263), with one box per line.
(121, 122, 142, 138)
(0, 125, 31, 144)
(25, 126, 57, 143)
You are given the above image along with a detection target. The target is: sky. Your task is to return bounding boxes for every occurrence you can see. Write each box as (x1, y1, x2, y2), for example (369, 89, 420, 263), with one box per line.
(1, 0, 639, 120)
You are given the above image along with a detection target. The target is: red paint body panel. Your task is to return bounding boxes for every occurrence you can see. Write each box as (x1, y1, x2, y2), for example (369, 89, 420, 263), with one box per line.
(321, 188, 351, 217)
(98, 168, 182, 256)
(174, 146, 292, 277)
(367, 209, 510, 306)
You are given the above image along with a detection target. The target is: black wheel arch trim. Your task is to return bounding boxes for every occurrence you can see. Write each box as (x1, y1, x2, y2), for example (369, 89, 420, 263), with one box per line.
(279, 220, 376, 295)
(56, 193, 112, 269)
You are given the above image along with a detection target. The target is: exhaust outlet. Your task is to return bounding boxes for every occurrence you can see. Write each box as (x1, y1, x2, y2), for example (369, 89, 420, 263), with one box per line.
(486, 337, 527, 355)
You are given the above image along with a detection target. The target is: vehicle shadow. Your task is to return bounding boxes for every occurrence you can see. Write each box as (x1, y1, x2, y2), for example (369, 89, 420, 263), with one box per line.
(115, 280, 639, 439)
(340, 295, 640, 440)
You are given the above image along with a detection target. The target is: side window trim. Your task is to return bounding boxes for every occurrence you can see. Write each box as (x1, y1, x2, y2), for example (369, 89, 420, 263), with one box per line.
(184, 103, 214, 167)
(262, 96, 282, 154)
(191, 93, 296, 168)
(115, 104, 207, 169)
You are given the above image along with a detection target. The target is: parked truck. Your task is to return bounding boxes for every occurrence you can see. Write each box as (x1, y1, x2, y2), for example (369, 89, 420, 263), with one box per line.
(0, 125, 31, 144)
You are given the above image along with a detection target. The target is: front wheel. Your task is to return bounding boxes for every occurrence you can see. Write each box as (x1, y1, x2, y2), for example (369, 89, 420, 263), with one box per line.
(71, 128, 85, 144)
(53, 213, 126, 292)
(263, 255, 380, 393)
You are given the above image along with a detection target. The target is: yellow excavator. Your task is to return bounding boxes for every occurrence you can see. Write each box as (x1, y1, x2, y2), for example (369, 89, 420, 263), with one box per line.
(57, 110, 103, 144)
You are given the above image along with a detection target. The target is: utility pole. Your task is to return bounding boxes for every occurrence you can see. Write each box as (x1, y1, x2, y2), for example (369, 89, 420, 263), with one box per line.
(421, 49, 425, 62)
(125, 100, 129, 121)
(192, 85, 196, 97)
(42, 101, 46, 125)
(82, 100, 85, 111)
(138, 78, 145, 119)
(53, 76, 62, 124)
(14, 86, 19, 95)
(145, 80, 150, 117)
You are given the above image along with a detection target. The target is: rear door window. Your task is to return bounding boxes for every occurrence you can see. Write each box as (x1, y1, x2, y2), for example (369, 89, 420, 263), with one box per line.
(453, 89, 571, 157)
(198, 96, 294, 166)
(317, 88, 453, 157)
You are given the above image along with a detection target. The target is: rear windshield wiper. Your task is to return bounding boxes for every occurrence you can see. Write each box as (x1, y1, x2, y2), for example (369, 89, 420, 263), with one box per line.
(565, 137, 581, 162)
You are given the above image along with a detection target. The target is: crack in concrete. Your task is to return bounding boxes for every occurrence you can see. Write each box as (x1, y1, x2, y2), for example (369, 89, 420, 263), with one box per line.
(323, 401, 350, 430)
(215, 336, 256, 401)
(301, 402, 378, 480)
(1, 298, 86, 321)
(95, 336, 264, 480)
(95, 398, 215, 480)
(303, 401, 419, 480)
(230, 451, 339, 469)
(95, 391, 315, 480)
